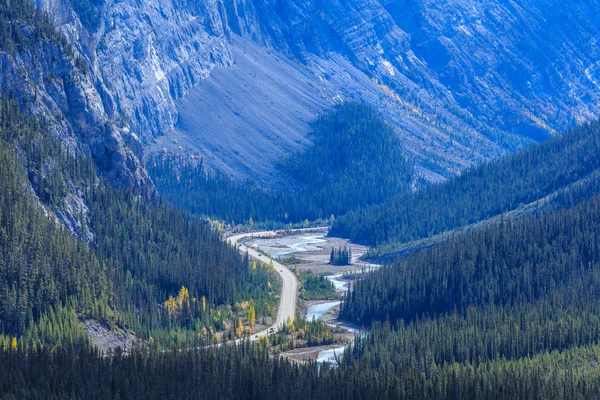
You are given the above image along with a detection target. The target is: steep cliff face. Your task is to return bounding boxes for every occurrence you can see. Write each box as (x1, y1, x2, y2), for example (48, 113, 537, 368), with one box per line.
(37, 0, 600, 183)
(95, 1, 233, 138)
(0, 1, 154, 233)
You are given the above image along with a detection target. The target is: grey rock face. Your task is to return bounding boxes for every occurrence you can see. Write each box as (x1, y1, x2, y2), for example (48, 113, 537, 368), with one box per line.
(0, 5, 156, 233)
(38, 0, 600, 182)
(96, 0, 234, 138)
(0, 40, 153, 197)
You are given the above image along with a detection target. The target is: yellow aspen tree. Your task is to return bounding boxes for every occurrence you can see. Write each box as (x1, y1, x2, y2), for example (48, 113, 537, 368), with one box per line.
(11, 337, 17, 350)
(252, 261, 257, 270)
(201, 296, 207, 312)
(164, 296, 177, 312)
(287, 316, 294, 331)
(235, 318, 244, 337)
(178, 286, 190, 309)
(248, 304, 256, 329)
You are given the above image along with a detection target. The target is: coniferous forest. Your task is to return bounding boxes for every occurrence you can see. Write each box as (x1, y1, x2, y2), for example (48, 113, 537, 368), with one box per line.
(329, 246, 351, 266)
(4, 1, 600, 398)
(148, 103, 415, 226)
(331, 120, 600, 247)
(0, 96, 276, 349)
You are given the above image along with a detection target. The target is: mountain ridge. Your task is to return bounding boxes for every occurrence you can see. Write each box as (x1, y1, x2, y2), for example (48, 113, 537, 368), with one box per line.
(32, 0, 600, 184)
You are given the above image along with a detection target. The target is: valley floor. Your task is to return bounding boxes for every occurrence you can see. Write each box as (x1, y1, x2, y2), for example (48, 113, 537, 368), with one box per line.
(244, 229, 374, 362)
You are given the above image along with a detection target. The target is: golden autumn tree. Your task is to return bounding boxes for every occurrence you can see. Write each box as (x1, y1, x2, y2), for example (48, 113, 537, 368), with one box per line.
(247, 302, 256, 329)
(201, 296, 207, 312)
(164, 296, 177, 313)
(11, 337, 17, 350)
(235, 318, 244, 337)
(164, 286, 190, 314)
(178, 286, 190, 309)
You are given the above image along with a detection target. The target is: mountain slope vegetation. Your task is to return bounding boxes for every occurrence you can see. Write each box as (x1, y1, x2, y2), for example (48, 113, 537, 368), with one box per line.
(149, 103, 414, 225)
(331, 120, 600, 248)
(5, 1, 600, 399)
(0, 96, 275, 349)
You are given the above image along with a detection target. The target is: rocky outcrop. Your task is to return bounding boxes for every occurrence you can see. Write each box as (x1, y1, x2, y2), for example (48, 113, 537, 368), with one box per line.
(0, 37, 153, 198)
(36, 0, 600, 182)
(96, 1, 234, 138)
(0, 2, 155, 234)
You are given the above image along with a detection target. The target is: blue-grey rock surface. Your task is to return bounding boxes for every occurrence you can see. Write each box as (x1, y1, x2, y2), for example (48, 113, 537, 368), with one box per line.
(22, 0, 600, 185)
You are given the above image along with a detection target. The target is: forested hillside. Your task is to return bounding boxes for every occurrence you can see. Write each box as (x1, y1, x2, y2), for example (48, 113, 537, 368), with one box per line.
(149, 104, 414, 225)
(278, 103, 415, 217)
(334, 192, 600, 392)
(5, 0, 600, 398)
(0, 96, 275, 349)
(331, 120, 600, 248)
(341, 194, 600, 325)
(4, 335, 600, 399)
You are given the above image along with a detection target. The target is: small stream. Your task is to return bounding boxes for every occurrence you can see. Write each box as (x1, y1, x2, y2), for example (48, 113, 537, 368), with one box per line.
(306, 301, 341, 322)
(252, 232, 374, 364)
(306, 277, 360, 364)
(271, 235, 328, 258)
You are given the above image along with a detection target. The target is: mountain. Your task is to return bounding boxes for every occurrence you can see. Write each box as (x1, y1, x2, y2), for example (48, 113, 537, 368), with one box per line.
(0, 2, 276, 350)
(34, 0, 600, 185)
(148, 103, 415, 225)
(331, 120, 600, 251)
(5, 2, 600, 399)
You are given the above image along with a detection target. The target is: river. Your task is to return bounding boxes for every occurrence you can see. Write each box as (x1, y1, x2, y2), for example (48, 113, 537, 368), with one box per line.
(249, 231, 374, 364)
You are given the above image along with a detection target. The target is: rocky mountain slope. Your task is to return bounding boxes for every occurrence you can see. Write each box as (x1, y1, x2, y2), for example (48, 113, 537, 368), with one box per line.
(28, 0, 600, 185)
(0, 1, 154, 232)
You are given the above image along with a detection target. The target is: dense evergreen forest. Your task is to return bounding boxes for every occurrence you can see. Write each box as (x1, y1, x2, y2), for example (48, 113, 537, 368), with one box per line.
(148, 156, 307, 226)
(6, 2, 600, 398)
(335, 192, 600, 394)
(342, 194, 600, 325)
(3, 339, 600, 399)
(148, 103, 414, 226)
(278, 103, 415, 217)
(0, 94, 276, 348)
(331, 120, 600, 248)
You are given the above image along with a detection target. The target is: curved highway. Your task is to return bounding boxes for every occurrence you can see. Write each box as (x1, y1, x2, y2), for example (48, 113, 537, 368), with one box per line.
(227, 230, 308, 341)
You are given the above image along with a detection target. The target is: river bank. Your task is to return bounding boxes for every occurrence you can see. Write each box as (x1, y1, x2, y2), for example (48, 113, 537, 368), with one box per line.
(246, 230, 376, 363)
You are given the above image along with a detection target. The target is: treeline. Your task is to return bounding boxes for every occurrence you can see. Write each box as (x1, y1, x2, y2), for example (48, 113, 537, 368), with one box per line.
(148, 103, 414, 226)
(331, 120, 600, 247)
(148, 156, 310, 225)
(0, 94, 275, 348)
(3, 339, 600, 399)
(341, 195, 600, 325)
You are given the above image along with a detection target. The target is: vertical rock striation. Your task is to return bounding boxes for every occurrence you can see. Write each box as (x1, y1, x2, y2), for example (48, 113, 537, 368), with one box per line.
(28, 0, 600, 182)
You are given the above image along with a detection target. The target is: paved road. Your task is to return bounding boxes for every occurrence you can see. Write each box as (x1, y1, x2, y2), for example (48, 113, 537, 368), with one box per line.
(227, 230, 304, 342)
